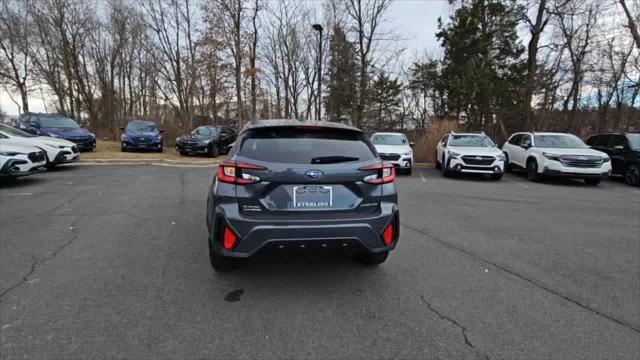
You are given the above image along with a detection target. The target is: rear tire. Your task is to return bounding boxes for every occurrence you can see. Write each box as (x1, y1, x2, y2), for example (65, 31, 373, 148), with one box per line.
(526, 159, 541, 182)
(435, 152, 441, 169)
(624, 164, 639, 186)
(209, 241, 234, 272)
(584, 178, 602, 186)
(405, 167, 412, 176)
(179, 151, 188, 156)
(361, 251, 389, 265)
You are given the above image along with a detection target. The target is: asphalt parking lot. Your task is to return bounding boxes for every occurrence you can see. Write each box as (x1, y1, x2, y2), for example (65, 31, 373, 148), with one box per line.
(1, 164, 639, 359)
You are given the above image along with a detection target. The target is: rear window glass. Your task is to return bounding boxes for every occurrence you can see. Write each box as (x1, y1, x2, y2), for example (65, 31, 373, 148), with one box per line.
(238, 127, 376, 164)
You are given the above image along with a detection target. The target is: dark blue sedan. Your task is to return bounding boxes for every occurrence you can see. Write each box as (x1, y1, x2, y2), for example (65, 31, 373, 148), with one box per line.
(120, 120, 164, 152)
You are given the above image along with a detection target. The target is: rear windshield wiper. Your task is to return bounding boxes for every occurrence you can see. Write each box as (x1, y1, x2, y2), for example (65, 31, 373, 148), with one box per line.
(311, 156, 360, 164)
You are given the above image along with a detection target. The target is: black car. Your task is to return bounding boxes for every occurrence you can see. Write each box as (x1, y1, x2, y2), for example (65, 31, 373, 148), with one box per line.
(586, 132, 640, 186)
(205, 120, 399, 271)
(175, 125, 236, 157)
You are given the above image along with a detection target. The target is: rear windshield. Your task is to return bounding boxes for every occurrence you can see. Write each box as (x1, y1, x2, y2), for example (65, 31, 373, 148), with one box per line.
(238, 127, 376, 164)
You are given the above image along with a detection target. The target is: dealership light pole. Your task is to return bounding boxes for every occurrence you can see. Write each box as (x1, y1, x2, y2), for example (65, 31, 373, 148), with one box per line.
(312, 24, 323, 121)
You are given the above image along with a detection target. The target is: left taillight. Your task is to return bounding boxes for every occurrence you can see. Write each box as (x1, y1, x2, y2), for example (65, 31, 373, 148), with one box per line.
(360, 163, 396, 184)
(217, 161, 267, 184)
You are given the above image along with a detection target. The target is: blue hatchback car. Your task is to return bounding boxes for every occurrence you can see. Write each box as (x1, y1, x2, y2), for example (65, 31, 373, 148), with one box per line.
(17, 113, 96, 151)
(120, 120, 164, 152)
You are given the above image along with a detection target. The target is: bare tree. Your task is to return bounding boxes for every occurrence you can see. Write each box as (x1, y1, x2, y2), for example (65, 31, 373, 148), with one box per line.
(343, 0, 393, 128)
(0, 0, 33, 113)
(618, 0, 640, 49)
(552, 0, 601, 131)
(206, 0, 246, 127)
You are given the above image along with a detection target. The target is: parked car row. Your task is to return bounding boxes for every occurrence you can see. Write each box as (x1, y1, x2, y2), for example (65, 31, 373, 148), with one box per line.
(432, 130, 639, 186)
(0, 124, 80, 179)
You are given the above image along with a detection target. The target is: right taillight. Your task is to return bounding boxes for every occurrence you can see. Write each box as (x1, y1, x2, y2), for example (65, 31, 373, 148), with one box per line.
(382, 223, 394, 245)
(217, 161, 266, 184)
(360, 163, 396, 184)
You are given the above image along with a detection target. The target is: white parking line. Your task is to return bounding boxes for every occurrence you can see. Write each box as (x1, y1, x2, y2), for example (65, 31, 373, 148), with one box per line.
(1, 192, 32, 196)
(503, 176, 530, 189)
(419, 172, 427, 183)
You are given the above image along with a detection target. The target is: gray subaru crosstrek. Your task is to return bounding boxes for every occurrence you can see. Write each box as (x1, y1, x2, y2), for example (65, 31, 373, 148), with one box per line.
(206, 120, 399, 271)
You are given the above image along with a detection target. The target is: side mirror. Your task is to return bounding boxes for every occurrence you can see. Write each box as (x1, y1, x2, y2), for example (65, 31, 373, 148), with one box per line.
(31, 123, 41, 129)
(119, 127, 125, 132)
(521, 144, 531, 150)
(409, 141, 415, 147)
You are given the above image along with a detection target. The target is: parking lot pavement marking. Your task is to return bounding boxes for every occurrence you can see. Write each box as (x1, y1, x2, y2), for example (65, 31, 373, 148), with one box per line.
(419, 171, 427, 183)
(1, 192, 33, 196)
(502, 175, 531, 189)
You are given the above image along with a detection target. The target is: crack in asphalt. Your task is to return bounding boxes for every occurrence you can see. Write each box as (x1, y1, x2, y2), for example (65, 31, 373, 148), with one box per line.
(419, 295, 489, 360)
(0, 220, 79, 302)
(0, 254, 38, 301)
(401, 223, 640, 334)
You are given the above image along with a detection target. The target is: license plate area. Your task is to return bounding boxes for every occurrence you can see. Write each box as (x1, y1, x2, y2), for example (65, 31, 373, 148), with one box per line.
(292, 185, 332, 208)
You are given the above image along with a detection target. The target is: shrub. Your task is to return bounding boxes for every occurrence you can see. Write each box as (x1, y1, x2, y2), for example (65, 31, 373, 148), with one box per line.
(412, 119, 459, 163)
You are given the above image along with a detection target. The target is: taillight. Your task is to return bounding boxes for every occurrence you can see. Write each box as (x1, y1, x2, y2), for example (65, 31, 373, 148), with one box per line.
(382, 223, 394, 245)
(360, 163, 396, 184)
(217, 161, 267, 184)
(222, 226, 237, 250)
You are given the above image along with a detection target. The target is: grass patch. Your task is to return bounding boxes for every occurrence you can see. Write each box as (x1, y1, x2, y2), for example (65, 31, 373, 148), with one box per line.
(82, 141, 222, 162)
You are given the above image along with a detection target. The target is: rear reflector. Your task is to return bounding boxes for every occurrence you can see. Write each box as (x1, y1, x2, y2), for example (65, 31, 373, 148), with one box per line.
(382, 223, 394, 245)
(223, 227, 237, 250)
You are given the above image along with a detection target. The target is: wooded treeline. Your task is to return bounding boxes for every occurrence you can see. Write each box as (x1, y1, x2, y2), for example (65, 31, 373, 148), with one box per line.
(0, 0, 638, 141)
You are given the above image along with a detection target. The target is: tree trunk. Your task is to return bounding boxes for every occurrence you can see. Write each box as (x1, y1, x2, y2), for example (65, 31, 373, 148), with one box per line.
(524, 0, 547, 130)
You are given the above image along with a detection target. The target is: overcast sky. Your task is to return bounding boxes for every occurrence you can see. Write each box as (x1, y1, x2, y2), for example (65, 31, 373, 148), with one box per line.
(0, 0, 452, 116)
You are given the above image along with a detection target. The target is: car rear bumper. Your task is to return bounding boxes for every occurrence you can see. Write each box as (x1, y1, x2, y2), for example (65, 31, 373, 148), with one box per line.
(210, 203, 399, 258)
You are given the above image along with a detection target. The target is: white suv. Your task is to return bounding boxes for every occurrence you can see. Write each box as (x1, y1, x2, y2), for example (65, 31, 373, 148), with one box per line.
(0, 141, 47, 178)
(0, 124, 79, 167)
(436, 132, 505, 179)
(370, 132, 414, 175)
(502, 132, 611, 185)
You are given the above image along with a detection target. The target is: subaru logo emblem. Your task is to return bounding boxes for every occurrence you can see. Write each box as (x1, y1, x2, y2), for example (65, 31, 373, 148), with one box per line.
(578, 156, 588, 161)
(475, 156, 482, 160)
(305, 170, 324, 179)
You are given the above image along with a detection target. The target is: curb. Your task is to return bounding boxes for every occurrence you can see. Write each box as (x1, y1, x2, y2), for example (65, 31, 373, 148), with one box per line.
(414, 163, 435, 169)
